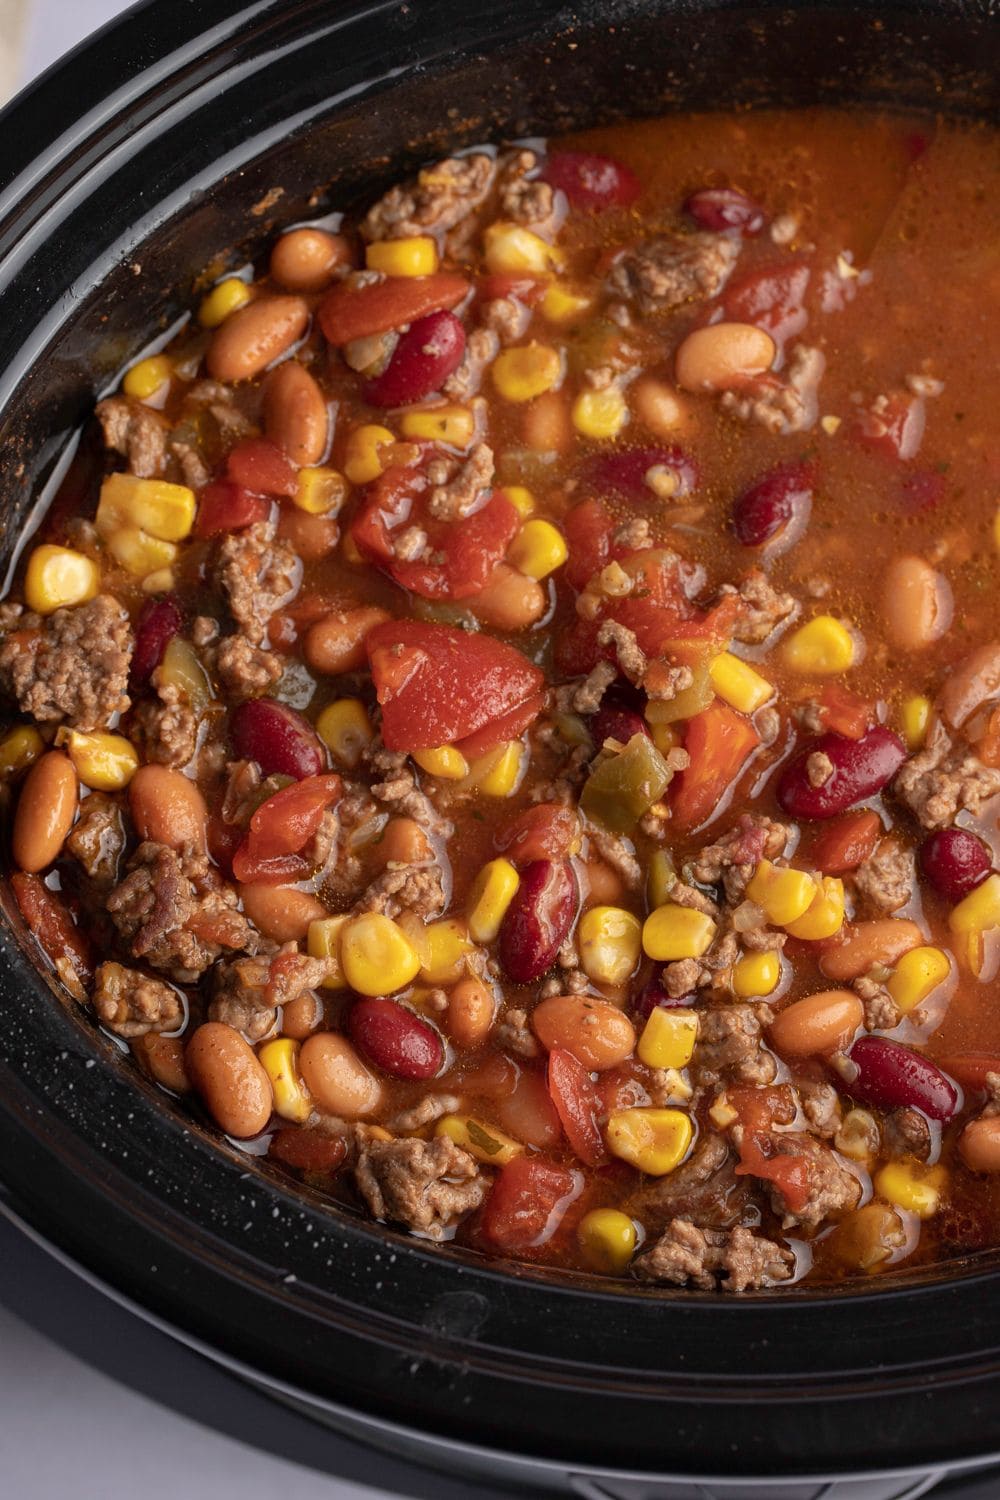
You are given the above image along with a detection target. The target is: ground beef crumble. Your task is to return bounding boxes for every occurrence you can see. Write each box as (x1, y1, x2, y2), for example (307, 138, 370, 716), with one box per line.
(0, 595, 132, 731)
(634, 1217, 794, 1291)
(213, 634, 284, 700)
(92, 960, 184, 1039)
(213, 522, 300, 646)
(853, 838, 915, 913)
(606, 233, 739, 313)
(65, 792, 126, 885)
(894, 720, 1000, 829)
(353, 1134, 490, 1238)
(360, 153, 496, 242)
(95, 396, 168, 477)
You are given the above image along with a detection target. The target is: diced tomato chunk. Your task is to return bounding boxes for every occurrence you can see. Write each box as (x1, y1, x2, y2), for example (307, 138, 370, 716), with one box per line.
(480, 1155, 582, 1250)
(475, 273, 548, 306)
(453, 692, 546, 760)
(563, 498, 616, 592)
(722, 260, 811, 349)
(806, 809, 882, 875)
(195, 482, 270, 538)
(671, 702, 761, 829)
(318, 272, 470, 345)
(368, 619, 544, 752)
(226, 437, 298, 498)
(11, 872, 93, 1000)
(731, 1086, 812, 1213)
(352, 464, 519, 601)
(495, 803, 580, 865)
(547, 1048, 606, 1166)
(816, 684, 872, 741)
(853, 392, 925, 461)
(231, 774, 342, 884)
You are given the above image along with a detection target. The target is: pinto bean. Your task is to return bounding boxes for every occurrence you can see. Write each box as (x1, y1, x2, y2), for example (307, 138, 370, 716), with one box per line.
(819, 919, 924, 981)
(186, 1021, 273, 1138)
(675, 322, 775, 392)
(583, 860, 625, 906)
(129, 765, 208, 853)
(132, 1033, 191, 1093)
(12, 751, 78, 872)
(630, 374, 698, 437)
(379, 817, 432, 865)
(531, 994, 635, 1071)
(262, 361, 329, 466)
(207, 295, 309, 382)
(467, 564, 546, 631)
(281, 989, 325, 1040)
(522, 389, 571, 453)
(298, 1032, 383, 1116)
(304, 606, 391, 675)
(768, 990, 864, 1058)
(937, 642, 1000, 730)
(276, 507, 339, 561)
(959, 1116, 1000, 1173)
(239, 883, 328, 943)
(270, 228, 351, 293)
(882, 555, 952, 650)
(446, 978, 496, 1049)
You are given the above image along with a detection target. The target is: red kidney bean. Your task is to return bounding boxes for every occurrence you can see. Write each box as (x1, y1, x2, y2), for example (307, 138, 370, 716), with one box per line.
(229, 698, 325, 780)
(227, 437, 298, 498)
(854, 393, 925, 462)
(846, 1036, 959, 1122)
(129, 597, 182, 691)
(590, 702, 649, 748)
(920, 828, 992, 904)
(540, 151, 640, 211)
(631, 976, 694, 1022)
(684, 186, 764, 235)
(194, 482, 271, 539)
(499, 859, 579, 984)
(731, 461, 814, 550)
(364, 309, 465, 407)
(349, 996, 444, 1080)
(777, 727, 907, 821)
(722, 261, 810, 349)
(589, 446, 698, 503)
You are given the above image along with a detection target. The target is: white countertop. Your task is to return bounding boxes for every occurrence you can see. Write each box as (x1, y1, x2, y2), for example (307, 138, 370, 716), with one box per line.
(0, 6, 397, 1494)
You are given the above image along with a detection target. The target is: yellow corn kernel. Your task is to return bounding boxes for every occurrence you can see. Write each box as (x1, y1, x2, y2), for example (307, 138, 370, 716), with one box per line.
(731, 949, 781, 999)
(198, 276, 252, 327)
(785, 876, 846, 941)
(316, 699, 373, 770)
(294, 466, 348, 517)
(483, 221, 564, 275)
(875, 1160, 947, 1219)
(365, 235, 439, 277)
(637, 1006, 699, 1070)
(104, 527, 178, 579)
(577, 1208, 637, 1274)
(467, 858, 520, 944)
(467, 740, 525, 797)
(420, 918, 474, 985)
(142, 568, 176, 595)
(571, 386, 628, 441)
(413, 745, 469, 781)
(66, 731, 139, 791)
(541, 284, 594, 325)
(24, 545, 99, 615)
(745, 859, 817, 927)
(400, 404, 476, 448)
(709, 652, 773, 714)
(257, 1038, 312, 1124)
(343, 424, 396, 485)
(307, 915, 350, 988)
(781, 615, 856, 675)
(160, 636, 212, 710)
(435, 1115, 523, 1166)
(339, 912, 421, 996)
(901, 694, 931, 752)
(642, 904, 716, 962)
(887, 945, 951, 1013)
(950, 872, 1000, 935)
(578, 905, 642, 986)
(492, 344, 562, 403)
(123, 354, 172, 402)
(507, 518, 568, 580)
(650, 722, 679, 756)
(0, 725, 44, 778)
(646, 849, 675, 910)
(97, 473, 196, 543)
(709, 1092, 738, 1129)
(605, 1107, 693, 1177)
(501, 485, 535, 517)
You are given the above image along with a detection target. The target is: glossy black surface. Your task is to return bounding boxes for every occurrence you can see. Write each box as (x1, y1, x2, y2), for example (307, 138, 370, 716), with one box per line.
(0, 0, 998, 1482)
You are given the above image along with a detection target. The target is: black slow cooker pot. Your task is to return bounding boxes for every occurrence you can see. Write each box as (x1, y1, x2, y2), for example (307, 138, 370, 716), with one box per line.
(1, 4, 998, 1496)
